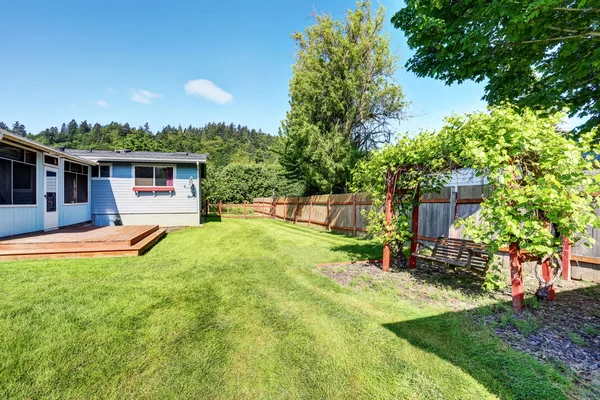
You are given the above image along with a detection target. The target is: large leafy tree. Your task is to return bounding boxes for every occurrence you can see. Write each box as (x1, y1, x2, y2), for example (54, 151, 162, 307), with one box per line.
(282, 1, 408, 194)
(392, 1, 600, 133)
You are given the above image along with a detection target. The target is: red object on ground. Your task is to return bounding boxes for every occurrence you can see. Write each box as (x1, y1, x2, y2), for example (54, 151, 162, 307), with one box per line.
(541, 259, 556, 300)
(509, 242, 525, 310)
(562, 236, 572, 281)
(409, 185, 420, 269)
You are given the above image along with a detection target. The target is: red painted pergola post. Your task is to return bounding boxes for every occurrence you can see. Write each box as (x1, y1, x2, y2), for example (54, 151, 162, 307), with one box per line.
(219, 200, 222, 217)
(541, 259, 556, 300)
(382, 182, 394, 272)
(562, 236, 572, 281)
(244, 201, 247, 219)
(409, 184, 420, 269)
(509, 242, 525, 310)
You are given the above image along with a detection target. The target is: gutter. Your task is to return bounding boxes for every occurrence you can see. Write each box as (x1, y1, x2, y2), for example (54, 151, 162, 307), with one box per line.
(78, 157, 207, 164)
(0, 130, 97, 166)
(197, 161, 202, 225)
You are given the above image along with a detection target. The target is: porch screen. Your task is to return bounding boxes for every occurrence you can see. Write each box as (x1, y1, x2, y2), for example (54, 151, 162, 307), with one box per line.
(0, 142, 36, 205)
(64, 161, 88, 204)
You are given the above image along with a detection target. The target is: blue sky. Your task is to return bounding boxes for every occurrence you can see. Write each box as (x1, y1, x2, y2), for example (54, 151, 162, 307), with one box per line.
(0, 0, 489, 137)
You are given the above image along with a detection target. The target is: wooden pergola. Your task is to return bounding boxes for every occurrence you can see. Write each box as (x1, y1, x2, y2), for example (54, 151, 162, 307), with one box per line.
(380, 166, 573, 310)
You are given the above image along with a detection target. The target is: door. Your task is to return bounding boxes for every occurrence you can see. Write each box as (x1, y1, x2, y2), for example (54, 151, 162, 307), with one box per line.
(44, 167, 58, 230)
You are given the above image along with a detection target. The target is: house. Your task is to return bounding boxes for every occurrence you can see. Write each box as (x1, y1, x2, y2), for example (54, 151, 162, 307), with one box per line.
(65, 149, 206, 227)
(0, 129, 96, 237)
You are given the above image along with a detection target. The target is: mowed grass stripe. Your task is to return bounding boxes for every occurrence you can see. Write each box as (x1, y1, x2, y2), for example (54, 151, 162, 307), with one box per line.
(0, 218, 570, 399)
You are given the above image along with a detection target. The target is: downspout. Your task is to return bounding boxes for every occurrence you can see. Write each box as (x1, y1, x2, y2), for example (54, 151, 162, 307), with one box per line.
(197, 161, 202, 225)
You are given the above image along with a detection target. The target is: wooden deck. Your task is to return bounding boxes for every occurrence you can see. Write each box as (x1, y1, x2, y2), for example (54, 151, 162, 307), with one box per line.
(0, 225, 166, 261)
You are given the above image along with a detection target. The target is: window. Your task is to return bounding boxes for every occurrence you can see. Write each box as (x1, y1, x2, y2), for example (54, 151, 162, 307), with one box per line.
(44, 155, 59, 166)
(91, 164, 111, 178)
(134, 166, 173, 187)
(0, 142, 36, 205)
(64, 161, 88, 204)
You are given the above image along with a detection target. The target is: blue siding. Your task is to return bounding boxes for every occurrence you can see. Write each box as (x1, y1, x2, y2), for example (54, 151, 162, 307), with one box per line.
(176, 163, 198, 180)
(112, 162, 132, 178)
(90, 179, 119, 214)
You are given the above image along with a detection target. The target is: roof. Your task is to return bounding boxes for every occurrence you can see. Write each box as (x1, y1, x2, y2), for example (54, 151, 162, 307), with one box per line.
(65, 149, 207, 164)
(0, 129, 97, 166)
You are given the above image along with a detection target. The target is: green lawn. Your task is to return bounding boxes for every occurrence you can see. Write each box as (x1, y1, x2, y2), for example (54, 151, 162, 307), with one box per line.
(0, 219, 571, 399)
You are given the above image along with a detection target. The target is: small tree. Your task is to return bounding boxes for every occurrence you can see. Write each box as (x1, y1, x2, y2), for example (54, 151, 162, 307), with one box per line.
(451, 106, 600, 306)
(353, 129, 459, 266)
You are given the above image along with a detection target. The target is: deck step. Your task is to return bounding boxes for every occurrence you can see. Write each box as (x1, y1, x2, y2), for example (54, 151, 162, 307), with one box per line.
(0, 225, 159, 250)
(0, 228, 167, 261)
(133, 228, 167, 255)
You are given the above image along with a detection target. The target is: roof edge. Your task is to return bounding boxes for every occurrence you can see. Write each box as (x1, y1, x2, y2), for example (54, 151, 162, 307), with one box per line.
(0, 130, 97, 166)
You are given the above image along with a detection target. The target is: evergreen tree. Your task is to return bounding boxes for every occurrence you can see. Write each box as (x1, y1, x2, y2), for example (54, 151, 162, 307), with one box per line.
(281, 1, 407, 194)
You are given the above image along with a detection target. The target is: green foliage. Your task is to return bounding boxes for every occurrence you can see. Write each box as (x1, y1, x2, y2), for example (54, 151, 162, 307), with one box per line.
(281, 1, 407, 194)
(353, 129, 459, 252)
(453, 106, 600, 259)
(205, 162, 305, 203)
(392, 1, 600, 133)
(355, 104, 600, 284)
(481, 262, 506, 292)
(25, 121, 280, 168)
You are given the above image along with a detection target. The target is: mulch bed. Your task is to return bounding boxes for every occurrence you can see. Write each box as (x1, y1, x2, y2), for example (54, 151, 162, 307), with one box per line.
(318, 260, 600, 389)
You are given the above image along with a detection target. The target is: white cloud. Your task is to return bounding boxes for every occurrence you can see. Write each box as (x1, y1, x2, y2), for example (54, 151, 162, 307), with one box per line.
(131, 89, 163, 104)
(184, 79, 233, 105)
(96, 100, 109, 107)
(139, 89, 162, 99)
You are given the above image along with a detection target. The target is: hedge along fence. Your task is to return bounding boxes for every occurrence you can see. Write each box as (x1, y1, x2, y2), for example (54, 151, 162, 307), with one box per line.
(253, 193, 373, 236)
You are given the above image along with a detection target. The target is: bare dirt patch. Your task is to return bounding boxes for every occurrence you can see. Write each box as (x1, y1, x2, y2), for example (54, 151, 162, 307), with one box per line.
(318, 260, 600, 393)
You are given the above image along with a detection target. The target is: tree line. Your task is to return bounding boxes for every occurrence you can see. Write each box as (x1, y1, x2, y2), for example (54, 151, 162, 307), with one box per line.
(0, 119, 306, 202)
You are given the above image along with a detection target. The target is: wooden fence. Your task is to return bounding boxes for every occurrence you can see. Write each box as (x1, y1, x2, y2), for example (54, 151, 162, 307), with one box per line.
(207, 186, 600, 281)
(253, 193, 372, 235)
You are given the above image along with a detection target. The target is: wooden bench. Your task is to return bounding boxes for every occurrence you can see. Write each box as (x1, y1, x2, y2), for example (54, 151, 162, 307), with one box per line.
(412, 237, 491, 276)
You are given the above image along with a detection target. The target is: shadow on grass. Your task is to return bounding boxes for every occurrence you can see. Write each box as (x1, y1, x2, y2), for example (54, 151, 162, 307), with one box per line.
(202, 215, 222, 224)
(331, 241, 383, 262)
(383, 304, 570, 400)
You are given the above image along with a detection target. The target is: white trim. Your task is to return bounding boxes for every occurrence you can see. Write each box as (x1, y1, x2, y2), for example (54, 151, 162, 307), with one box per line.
(91, 163, 112, 180)
(44, 165, 59, 231)
(43, 153, 60, 167)
(0, 129, 96, 166)
(62, 164, 90, 206)
(89, 157, 205, 164)
(132, 164, 177, 188)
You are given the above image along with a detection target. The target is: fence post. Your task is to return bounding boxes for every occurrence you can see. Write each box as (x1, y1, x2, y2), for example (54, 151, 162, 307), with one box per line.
(308, 196, 313, 228)
(562, 236, 572, 281)
(244, 201, 247, 219)
(409, 184, 420, 269)
(272, 197, 276, 219)
(327, 195, 332, 231)
(294, 199, 299, 224)
(284, 197, 288, 221)
(219, 200, 222, 217)
(205, 200, 209, 217)
(352, 193, 357, 236)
